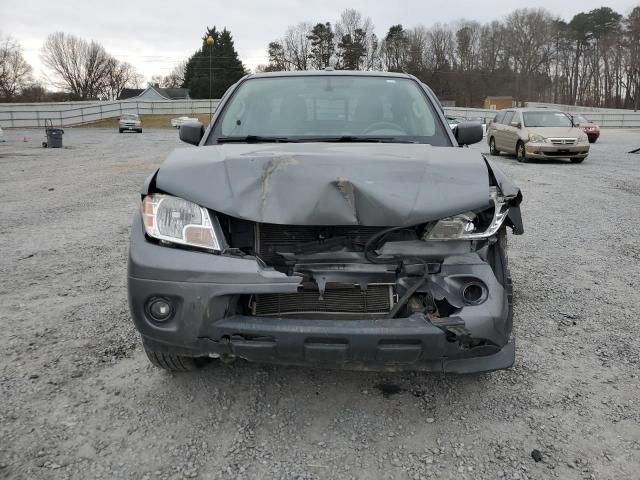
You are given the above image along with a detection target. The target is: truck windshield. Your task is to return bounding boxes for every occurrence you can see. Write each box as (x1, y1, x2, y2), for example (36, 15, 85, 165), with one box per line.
(210, 76, 450, 145)
(523, 111, 572, 128)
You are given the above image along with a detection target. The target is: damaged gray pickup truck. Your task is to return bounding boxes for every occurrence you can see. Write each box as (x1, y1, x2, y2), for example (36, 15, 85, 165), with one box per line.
(128, 71, 524, 373)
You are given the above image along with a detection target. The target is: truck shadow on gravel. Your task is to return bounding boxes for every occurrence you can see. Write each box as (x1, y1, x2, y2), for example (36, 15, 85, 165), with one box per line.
(159, 357, 520, 403)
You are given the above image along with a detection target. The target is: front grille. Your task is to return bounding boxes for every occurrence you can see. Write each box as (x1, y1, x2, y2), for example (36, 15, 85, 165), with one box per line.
(549, 138, 577, 145)
(256, 223, 386, 264)
(253, 283, 393, 316)
(543, 151, 585, 156)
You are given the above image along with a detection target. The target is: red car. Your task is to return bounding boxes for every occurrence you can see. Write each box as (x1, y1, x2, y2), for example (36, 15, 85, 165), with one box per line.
(570, 114, 600, 143)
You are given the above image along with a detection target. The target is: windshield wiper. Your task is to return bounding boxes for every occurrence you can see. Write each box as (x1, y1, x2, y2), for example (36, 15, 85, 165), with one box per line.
(216, 135, 299, 144)
(303, 136, 417, 144)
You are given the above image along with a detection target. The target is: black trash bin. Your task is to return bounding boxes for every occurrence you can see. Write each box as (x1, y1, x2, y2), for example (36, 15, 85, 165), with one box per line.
(46, 128, 64, 148)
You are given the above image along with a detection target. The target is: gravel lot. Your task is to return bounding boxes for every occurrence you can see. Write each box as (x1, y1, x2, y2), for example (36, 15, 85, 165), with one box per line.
(1, 127, 639, 480)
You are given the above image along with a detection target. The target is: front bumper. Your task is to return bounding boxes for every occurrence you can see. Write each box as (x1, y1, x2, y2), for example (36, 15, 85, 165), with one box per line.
(120, 123, 142, 131)
(525, 141, 589, 159)
(128, 213, 514, 373)
(585, 131, 600, 141)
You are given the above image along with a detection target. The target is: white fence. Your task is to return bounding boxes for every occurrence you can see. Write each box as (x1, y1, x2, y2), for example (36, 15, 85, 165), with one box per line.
(1, 100, 639, 129)
(444, 106, 640, 128)
(0, 99, 219, 128)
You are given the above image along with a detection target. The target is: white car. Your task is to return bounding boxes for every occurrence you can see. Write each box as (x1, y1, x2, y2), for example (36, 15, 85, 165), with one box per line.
(171, 116, 199, 128)
(119, 113, 142, 133)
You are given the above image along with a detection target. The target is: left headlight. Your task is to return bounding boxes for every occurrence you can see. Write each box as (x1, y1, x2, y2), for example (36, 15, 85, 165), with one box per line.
(578, 134, 588, 143)
(141, 194, 222, 251)
(424, 188, 509, 241)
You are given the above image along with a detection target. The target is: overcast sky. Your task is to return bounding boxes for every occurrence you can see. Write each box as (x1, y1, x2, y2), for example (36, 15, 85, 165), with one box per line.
(1, 0, 636, 87)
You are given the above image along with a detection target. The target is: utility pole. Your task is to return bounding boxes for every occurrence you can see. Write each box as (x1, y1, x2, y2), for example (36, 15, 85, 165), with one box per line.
(207, 35, 215, 123)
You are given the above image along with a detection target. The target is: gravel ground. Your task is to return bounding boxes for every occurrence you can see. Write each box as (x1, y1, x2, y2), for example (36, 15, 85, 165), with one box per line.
(1, 127, 639, 480)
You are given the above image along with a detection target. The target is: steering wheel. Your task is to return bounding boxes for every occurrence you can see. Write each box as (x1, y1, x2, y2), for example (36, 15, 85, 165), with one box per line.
(363, 121, 405, 135)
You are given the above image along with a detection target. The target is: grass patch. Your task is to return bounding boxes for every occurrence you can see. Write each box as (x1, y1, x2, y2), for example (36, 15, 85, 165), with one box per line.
(74, 114, 212, 129)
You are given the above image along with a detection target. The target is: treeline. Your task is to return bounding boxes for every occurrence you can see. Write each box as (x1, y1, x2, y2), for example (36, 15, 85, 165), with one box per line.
(0, 32, 149, 102)
(0, 27, 245, 103)
(262, 7, 640, 109)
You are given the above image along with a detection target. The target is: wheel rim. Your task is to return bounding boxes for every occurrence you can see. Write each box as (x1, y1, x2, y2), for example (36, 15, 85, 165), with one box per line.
(490, 139, 495, 151)
(518, 144, 524, 159)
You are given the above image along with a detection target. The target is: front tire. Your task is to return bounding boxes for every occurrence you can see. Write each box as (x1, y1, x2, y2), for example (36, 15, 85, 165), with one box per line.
(119, 129, 123, 133)
(489, 137, 500, 155)
(142, 339, 206, 372)
(516, 141, 527, 163)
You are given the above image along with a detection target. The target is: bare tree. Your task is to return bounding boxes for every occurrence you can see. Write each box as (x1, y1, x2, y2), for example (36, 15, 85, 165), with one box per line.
(455, 21, 481, 72)
(427, 24, 455, 72)
(504, 9, 554, 102)
(148, 75, 165, 87)
(626, 7, 640, 110)
(0, 33, 33, 99)
(283, 23, 312, 70)
(164, 60, 187, 87)
(405, 26, 429, 75)
(104, 58, 140, 99)
(262, 6, 638, 108)
(41, 32, 113, 100)
(479, 21, 506, 73)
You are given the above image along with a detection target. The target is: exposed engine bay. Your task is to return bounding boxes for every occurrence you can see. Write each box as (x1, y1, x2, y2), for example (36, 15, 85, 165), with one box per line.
(217, 205, 507, 328)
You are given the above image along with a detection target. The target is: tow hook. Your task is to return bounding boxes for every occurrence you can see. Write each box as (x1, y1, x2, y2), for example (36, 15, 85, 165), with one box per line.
(428, 317, 472, 347)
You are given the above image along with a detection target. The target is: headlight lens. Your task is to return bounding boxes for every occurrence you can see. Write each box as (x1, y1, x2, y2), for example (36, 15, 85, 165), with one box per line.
(424, 188, 509, 241)
(578, 134, 588, 143)
(528, 133, 546, 143)
(142, 194, 222, 251)
(424, 213, 476, 240)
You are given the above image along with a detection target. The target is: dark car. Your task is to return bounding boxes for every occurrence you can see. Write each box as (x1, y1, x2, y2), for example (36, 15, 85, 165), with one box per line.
(569, 113, 600, 143)
(128, 71, 524, 374)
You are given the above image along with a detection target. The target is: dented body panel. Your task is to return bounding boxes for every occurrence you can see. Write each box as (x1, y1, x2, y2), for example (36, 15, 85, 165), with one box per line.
(155, 143, 492, 226)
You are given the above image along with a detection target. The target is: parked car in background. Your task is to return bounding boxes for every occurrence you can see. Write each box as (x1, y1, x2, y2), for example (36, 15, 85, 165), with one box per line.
(128, 71, 523, 374)
(171, 116, 199, 128)
(568, 113, 600, 143)
(119, 113, 142, 133)
(487, 108, 590, 163)
(0, 126, 4, 141)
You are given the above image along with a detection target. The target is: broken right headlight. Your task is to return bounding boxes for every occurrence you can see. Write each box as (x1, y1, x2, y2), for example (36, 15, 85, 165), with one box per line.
(423, 188, 509, 241)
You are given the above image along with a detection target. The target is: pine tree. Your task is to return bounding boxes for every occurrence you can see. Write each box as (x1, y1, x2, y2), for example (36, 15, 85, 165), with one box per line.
(183, 27, 246, 99)
(338, 29, 366, 70)
(307, 23, 335, 69)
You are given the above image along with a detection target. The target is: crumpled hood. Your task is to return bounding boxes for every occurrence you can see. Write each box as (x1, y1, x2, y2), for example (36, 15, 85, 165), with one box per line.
(155, 143, 492, 226)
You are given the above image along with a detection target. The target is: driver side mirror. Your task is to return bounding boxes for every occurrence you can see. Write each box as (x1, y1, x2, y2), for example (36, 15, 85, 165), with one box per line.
(179, 121, 204, 146)
(511, 121, 522, 129)
(454, 122, 483, 146)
